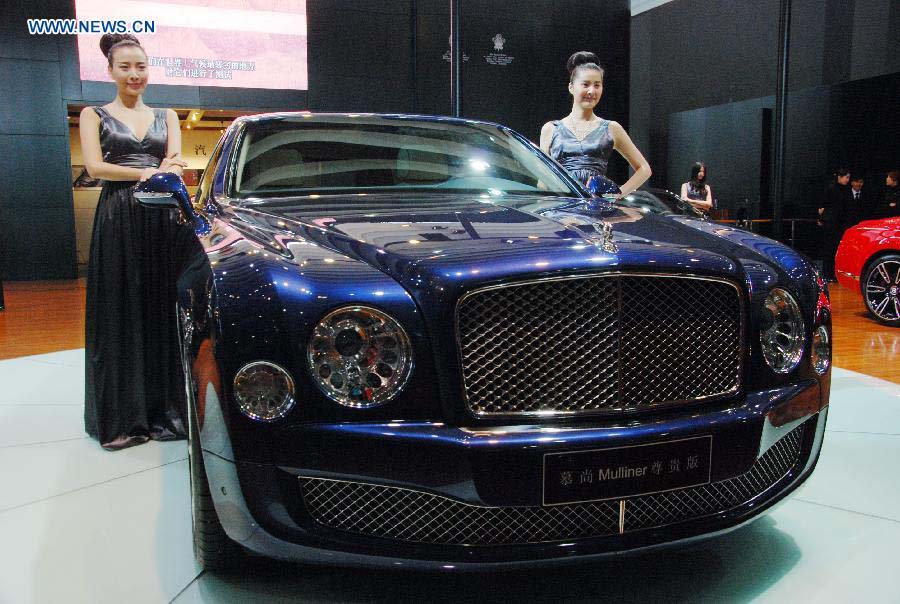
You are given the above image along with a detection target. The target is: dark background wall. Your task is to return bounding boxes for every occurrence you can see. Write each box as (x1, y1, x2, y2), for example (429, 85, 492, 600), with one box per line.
(631, 0, 900, 219)
(1, 0, 630, 280)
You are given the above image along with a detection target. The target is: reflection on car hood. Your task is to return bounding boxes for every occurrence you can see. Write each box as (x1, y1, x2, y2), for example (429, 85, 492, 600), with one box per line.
(227, 193, 799, 295)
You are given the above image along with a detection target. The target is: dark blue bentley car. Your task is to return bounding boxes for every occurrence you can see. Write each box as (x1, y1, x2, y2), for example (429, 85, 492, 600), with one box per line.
(136, 113, 830, 570)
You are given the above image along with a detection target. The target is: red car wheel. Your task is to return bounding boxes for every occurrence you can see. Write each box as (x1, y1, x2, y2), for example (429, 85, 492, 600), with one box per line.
(863, 254, 900, 326)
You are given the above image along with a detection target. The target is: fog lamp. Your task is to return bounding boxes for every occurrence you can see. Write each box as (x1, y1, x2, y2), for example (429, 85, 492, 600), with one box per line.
(233, 361, 296, 422)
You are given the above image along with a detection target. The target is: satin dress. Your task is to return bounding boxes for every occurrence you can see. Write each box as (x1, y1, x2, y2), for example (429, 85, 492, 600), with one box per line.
(83, 106, 187, 450)
(548, 119, 615, 184)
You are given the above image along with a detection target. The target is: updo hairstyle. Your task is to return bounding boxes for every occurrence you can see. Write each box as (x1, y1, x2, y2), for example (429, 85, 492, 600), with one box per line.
(100, 33, 146, 66)
(567, 51, 604, 83)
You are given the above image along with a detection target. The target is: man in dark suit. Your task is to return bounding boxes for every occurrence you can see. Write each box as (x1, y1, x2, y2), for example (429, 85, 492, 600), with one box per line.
(818, 168, 851, 281)
(846, 174, 870, 227)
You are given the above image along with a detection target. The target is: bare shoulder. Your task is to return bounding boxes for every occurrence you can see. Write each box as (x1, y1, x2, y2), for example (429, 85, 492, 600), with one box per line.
(540, 121, 556, 135)
(79, 106, 100, 122)
(166, 108, 179, 120)
(607, 120, 625, 134)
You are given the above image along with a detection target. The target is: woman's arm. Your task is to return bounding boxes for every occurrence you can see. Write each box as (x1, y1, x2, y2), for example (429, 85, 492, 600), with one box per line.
(680, 182, 689, 201)
(686, 185, 713, 210)
(79, 107, 154, 181)
(161, 108, 186, 176)
(539, 121, 555, 155)
(689, 191, 713, 211)
(609, 121, 651, 196)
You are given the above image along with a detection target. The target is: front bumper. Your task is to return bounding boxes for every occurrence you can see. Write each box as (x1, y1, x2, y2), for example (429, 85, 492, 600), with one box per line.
(835, 269, 859, 294)
(201, 380, 827, 569)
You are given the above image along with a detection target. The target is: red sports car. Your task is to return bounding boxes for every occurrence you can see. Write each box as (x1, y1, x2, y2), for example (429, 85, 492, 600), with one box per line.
(835, 217, 900, 326)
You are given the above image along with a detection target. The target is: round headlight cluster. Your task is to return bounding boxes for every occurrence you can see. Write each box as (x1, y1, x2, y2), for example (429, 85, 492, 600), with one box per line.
(760, 288, 805, 374)
(811, 325, 831, 374)
(307, 306, 413, 408)
(233, 361, 296, 421)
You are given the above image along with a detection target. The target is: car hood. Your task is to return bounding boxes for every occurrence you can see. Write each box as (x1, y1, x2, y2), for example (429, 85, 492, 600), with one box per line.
(226, 193, 800, 297)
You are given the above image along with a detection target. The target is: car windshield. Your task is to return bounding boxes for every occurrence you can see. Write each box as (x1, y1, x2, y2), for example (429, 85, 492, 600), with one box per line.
(232, 116, 580, 199)
(617, 190, 704, 218)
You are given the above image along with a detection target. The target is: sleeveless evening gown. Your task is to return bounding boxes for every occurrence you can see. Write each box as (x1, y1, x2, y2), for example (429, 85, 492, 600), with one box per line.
(548, 119, 615, 184)
(83, 106, 187, 450)
(685, 181, 708, 202)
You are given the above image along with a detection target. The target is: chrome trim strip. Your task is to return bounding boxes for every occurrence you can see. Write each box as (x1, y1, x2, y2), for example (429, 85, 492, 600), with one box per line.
(836, 270, 859, 281)
(453, 272, 746, 419)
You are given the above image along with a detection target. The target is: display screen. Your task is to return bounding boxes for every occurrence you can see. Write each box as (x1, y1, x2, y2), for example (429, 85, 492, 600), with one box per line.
(75, 0, 307, 90)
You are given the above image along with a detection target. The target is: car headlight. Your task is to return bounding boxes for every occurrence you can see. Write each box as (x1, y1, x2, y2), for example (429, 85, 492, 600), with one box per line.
(811, 325, 831, 374)
(760, 288, 805, 374)
(233, 361, 296, 421)
(307, 305, 413, 408)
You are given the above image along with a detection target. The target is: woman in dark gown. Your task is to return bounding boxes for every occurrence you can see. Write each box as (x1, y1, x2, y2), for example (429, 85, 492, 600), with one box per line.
(540, 51, 651, 195)
(81, 34, 188, 450)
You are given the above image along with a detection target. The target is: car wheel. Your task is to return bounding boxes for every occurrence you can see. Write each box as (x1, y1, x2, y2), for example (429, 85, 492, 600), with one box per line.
(184, 353, 242, 570)
(187, 385, 242, 570)
(862, 254, 900, 327)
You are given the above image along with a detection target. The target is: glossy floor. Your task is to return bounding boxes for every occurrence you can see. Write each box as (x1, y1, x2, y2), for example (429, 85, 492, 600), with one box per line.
(0, 349, 897, 603)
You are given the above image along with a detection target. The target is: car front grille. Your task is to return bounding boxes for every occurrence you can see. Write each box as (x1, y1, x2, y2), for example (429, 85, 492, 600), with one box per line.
(298, 423, 804, 546)
(455, 274, 743, 416)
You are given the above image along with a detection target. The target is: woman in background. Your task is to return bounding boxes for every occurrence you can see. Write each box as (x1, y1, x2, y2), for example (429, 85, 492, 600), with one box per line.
(873, 170, 899, 218)
(681, 162, 713, 211)
(540, 51, 651, 196)
(80, 33, 188, 450)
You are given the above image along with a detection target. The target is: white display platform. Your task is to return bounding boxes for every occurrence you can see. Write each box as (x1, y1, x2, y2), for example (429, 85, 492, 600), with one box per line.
(1, 350, 897, 603)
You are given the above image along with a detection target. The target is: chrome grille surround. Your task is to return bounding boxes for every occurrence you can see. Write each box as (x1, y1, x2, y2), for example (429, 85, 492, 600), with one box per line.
(455, 273, 744, 417)
(298, 423, 805, 546)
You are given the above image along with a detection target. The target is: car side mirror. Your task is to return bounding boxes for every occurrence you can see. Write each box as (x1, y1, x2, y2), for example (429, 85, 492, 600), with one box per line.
(134, 172, 192, 216)
(585, 174, 622, 198)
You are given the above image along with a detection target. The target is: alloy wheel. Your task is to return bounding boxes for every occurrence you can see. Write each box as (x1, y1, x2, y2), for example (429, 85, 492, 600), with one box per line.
(864, 258, 900, 324)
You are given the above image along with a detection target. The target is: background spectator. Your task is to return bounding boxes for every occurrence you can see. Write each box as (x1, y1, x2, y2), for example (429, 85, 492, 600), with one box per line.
(818, 167, 851, 280)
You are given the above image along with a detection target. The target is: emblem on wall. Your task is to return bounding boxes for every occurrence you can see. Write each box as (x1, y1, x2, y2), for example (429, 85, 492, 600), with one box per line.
(485, 33, 514, 66)
(443, 35, 470, 63)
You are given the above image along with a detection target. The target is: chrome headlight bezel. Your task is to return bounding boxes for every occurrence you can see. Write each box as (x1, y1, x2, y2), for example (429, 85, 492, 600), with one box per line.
(760, 287, 806, 374)
(307, 305, 413, 409)
(811, 324, 831, 375)
(233, 361, 297, 422)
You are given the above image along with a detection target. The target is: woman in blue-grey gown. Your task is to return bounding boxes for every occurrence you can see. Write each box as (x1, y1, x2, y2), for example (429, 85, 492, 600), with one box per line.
(540, 51, 651, 196)
(80, 34, 189, 450)
(681, 161, 714, 211)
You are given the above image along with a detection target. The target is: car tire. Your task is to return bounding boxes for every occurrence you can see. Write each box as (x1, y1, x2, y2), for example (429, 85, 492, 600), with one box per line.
(862, 253, 900, 327)
(186, 364, 242, 570)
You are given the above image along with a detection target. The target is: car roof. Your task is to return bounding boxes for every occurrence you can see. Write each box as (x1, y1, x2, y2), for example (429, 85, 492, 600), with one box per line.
(233, 112, 510, 130)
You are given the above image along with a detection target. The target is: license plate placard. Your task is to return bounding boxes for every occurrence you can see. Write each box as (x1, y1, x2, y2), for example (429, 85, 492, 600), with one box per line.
(543, 436, 712, 506)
